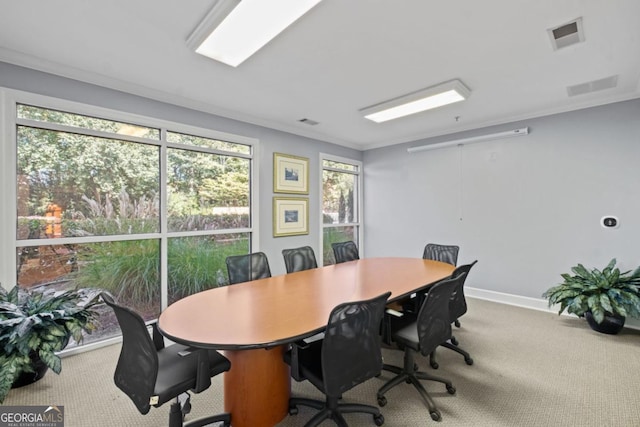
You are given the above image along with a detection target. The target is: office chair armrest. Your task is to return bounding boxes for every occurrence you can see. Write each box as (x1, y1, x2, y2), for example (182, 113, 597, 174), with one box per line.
(381, 307, 411, 345)
(288, 331, 325, 381)
(150, 321, 165, 351)
(290, 339, 306, 381)
(386, 308, 404, 317)
(288, 338, 313, 382)
(177, 347, 212, 393)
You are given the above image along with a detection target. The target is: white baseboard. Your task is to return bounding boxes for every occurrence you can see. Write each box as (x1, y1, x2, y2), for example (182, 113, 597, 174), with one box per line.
(466, 286, 640, 331)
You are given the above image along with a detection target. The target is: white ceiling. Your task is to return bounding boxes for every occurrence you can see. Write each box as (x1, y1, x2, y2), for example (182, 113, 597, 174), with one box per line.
(1, 1, 639, 150)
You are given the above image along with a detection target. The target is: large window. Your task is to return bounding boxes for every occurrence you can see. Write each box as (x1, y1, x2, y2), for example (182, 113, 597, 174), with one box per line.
(2, 92, 257, 348)
(321, 154, 362, 265)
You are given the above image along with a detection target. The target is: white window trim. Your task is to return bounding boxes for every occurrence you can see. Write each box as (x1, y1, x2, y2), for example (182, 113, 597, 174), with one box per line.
(319, 153, 363, 263)
(0, 87, 260, 307)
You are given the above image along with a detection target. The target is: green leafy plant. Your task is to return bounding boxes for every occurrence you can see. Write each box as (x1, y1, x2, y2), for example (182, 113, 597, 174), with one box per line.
(0, 285, 102, 403)
(543, 259, 640, 324)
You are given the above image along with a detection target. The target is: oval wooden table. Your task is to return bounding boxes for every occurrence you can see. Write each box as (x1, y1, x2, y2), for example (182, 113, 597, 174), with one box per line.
(158, 257, 454, 427)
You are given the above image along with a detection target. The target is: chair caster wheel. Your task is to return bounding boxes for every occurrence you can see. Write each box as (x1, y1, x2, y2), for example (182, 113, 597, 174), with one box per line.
(430, 410, 442, 421)
(446, 385, 456, 395)
(288, 406, 299, 415)
(450, 336, 459, 346)
(465, 357, 474, 365)
(377, 395, 387, 407)
(374, 413, 385, 426)
(430, 361, 439, 369)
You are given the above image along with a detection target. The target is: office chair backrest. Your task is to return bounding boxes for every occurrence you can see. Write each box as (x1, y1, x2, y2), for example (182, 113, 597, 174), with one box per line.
(449, 260, 478, 321)
(417, 274, 465, 357)
(282, 246, 318, 273)
(225, 252, 272, 285)
(331, 241, 360, 264)
(102, 293, 158, 415)
(423, 243, 460, 266)
(321, 292, 391, 397)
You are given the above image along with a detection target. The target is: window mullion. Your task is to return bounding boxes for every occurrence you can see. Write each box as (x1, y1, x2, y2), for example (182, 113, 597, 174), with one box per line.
(323, 166, 359, 175)
(166, 141, 252, 159)
(160, 129, 168, 311)
(16, 118, 161, 146)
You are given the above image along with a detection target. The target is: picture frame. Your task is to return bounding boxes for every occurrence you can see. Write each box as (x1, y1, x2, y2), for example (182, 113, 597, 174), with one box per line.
(273, 197, 309, 237)
(273, 152, 309, 194)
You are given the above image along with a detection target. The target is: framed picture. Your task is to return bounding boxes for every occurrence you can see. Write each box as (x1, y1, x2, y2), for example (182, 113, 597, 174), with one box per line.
(273, 197, 309, 237)
(273, 152, 309, 194)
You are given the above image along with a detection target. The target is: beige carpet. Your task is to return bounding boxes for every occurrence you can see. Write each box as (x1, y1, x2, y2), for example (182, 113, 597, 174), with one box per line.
(5, 298, 640, 426)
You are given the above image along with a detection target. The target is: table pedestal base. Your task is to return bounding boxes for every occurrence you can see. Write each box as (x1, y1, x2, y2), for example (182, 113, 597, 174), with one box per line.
(223, 345, 290, 427)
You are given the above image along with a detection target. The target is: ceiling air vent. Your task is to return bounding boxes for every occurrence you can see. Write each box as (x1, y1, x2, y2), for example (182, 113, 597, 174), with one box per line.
(567, 75, 618, 97)
(298, 118, 319, 126)
(548, 17, 584, 50)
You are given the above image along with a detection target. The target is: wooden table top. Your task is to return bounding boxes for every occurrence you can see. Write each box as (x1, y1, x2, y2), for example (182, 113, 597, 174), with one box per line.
(158, 257, 454, 350)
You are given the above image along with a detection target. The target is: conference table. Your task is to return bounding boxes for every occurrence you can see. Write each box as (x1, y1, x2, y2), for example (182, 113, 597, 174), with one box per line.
(158, 257, 454, 427)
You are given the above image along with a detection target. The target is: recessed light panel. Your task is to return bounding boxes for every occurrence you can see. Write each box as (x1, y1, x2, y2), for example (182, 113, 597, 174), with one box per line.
(360, 79, 471, 123)
(192, 0, 323, 67)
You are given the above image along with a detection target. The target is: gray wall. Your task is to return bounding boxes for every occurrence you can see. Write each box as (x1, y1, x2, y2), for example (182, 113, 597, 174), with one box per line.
(0, 61, 361, 276)
(363, 99, 640, 304)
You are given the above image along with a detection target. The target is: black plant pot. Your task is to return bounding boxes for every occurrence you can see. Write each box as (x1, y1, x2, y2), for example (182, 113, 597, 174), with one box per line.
(12, 353, 49, 389)
(585, 311, 625, 335)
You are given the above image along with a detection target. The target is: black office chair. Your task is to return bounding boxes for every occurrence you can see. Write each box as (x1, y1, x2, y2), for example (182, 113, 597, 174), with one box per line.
(331, 241, 360, 264)
(422, 243, 460, 266)
(377, 275, 464, 422)
(398, 243, 461, 316)
(285, 292, 391, 426)
(423, 243, 464, 326)
(282, 246, 318, 273)
(102, 293, 231, 427)
(225, 251, 272, 285)
(430, 261, 478, 369)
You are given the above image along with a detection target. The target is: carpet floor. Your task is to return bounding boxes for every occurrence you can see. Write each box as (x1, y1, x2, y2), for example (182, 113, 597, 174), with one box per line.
(5, 298, 640, 426)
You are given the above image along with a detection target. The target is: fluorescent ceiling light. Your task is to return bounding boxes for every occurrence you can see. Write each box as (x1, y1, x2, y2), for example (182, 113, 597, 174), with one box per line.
(188, 0, 323, 67)
(407, 127, 529, 153)
(361, 79, 471, 123)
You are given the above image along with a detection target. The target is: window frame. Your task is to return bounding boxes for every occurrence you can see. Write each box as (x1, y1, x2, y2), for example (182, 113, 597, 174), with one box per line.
(1, 87, 260, 313)
(319, 153, 363, 264)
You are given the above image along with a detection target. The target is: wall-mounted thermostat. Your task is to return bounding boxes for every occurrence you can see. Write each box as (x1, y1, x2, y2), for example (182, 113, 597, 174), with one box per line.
(601, 216, 619, 229)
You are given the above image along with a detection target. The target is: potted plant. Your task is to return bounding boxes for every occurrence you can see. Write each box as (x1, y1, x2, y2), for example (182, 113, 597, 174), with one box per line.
(0, 285, 102, 403)
(543, 259, 640, 334)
